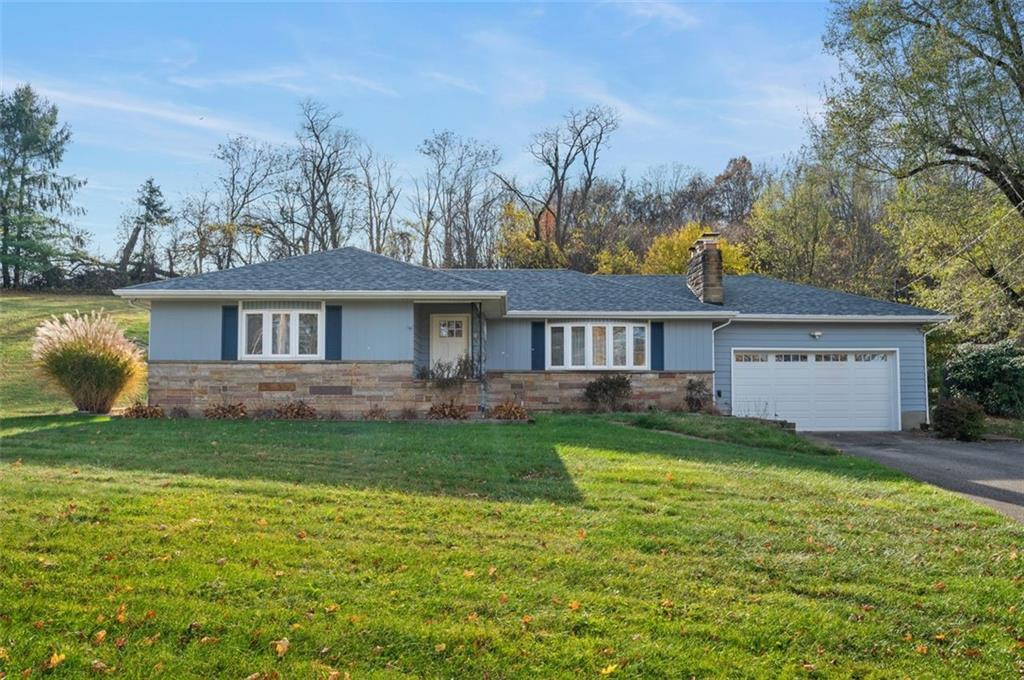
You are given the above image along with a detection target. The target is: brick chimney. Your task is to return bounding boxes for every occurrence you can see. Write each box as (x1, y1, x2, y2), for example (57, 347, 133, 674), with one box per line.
(687, 232, 724, 304)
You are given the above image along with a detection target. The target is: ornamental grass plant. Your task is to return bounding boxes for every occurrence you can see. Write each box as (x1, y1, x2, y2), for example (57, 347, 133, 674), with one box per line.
(31, 310, 144, 413)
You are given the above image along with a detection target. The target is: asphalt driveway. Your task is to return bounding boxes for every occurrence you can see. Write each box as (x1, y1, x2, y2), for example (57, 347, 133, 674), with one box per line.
(812, 431, 1024, 522)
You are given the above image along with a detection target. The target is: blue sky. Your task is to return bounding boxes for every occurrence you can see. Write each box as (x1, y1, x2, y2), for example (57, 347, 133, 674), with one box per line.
(2, 2, 835, 256)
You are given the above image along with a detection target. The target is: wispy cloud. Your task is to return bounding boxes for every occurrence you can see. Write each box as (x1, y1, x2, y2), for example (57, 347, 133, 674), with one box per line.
(26, 79, 289, 143)
(570, 81, 668, 128)
(330, 72, 398, 97)
(420, 70, 483, 94)
(616, 1, 699, 32)
(169, 66, 314, 94)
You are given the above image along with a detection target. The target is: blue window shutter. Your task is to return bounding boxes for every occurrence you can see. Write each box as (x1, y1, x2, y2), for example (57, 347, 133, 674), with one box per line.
(530, 321, 545, 370)
(221, 305, 238, 360)
(651, 321, 664, 371)
(325, 305, 342, 360)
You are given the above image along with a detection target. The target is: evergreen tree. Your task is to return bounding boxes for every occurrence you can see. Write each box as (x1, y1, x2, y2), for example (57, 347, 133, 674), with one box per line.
(0, 84, 84, 288)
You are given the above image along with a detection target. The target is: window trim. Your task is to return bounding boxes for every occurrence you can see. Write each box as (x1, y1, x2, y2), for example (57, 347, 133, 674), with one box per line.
(238, 302, 326, 361)
(545, 321, 650, 371)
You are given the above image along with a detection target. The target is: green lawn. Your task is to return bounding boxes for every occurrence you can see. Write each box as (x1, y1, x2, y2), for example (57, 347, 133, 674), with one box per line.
(2, 415, 1023, 678)
(1, 294, 1023, 677)
(0, 292, 148, 417)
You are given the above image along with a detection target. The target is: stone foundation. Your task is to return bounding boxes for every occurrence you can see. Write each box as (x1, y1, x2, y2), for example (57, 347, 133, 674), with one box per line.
(484, 370, 712, 412)
(148, 361, 480, 418)
(148, 362, 712, 418)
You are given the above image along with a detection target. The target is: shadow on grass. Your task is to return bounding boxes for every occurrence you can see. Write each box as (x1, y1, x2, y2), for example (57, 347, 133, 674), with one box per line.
(0, 414, 585, 505)
(0, 413, 911, 505)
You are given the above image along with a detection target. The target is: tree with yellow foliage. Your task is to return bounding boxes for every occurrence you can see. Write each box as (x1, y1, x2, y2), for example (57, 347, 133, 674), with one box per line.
(494, 203, 567, 269)
(594, 243, 640, 274)
(640, 223, 750, 275)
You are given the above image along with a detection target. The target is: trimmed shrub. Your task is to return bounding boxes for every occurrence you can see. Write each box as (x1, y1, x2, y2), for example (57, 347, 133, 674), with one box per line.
(363, 405, 389, 421)
(583, 374, 633, 412)
(274, 400, 317, 420)
(203, 403, 248, 420)
(399, 407, 419, 421)
(945, 340, 1024, 417)
(933, 396, 985, 441)
(489, 399, 530, 421)
(684, 378, 712, 413)
(428, 399, 470, 420)
(418, 355, 478, 389)
(32, 310, 144, 414)
(122, 402, 165, 419)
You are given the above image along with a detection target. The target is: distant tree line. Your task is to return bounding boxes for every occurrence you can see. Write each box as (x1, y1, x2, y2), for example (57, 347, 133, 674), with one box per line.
(2, 0, 1021, 345)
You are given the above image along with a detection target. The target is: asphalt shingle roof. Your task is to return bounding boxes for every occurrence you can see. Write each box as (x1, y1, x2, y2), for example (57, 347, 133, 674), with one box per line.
(448, 269, 721, 313)
(120, 246, 941, 318)
(121, 247, 498, 293)
(608, 274, 940, 316)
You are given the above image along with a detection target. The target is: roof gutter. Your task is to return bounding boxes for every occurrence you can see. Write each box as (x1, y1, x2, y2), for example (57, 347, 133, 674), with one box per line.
(502, 310, 738, 319)
(111, 289, 507, 301)
(732, 314, 952, 323)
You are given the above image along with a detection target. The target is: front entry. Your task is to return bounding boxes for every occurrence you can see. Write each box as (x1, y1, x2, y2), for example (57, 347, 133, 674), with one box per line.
(430, 314, 470, 366)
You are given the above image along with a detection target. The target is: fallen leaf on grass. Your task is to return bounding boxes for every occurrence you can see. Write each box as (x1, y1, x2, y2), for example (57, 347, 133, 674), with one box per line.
(600, 664, 618, 675)
(915, 644, 928, 654)
(271, 638, 289, 658)
(93, 630, 107, 645)
(198, 636, 220, 645)
(463, 569, 475, 578)
(91, 659, 110, 672)
(434, 643, 446, 653)
(296, 531, 307, 540)
(568, 601, 581, 611)
(932, 582, 946, 591)
(256, 518, 268, 527)
(115, 603, 127, 624)
(963, 648, 981, 658)
(43, 652, 65, 669)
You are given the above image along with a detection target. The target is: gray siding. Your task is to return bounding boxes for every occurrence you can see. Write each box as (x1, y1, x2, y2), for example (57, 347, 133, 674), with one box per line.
(713, 322, 928, 415)
(149, 301, 223, 361)
(413, 303, 478, 372)
(485, 318, 533, 371)
(341, 301, 414, 361)
(663, 320, 714, 371)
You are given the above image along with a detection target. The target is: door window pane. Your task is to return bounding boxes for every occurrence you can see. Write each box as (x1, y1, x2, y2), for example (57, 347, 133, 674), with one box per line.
(632, 326, 646, 366)
(271, 313, 290, 355)
(550, 327, 565, 366)
(245, 314, 263, 355)
(612, 326, 627, 366)
(298, 313, 318, 355)
(571, 326, 586, 366)
(592, 326, 607, 366)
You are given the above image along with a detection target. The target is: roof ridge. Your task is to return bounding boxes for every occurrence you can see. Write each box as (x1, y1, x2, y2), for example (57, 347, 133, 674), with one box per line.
(348, 248, 502, 290)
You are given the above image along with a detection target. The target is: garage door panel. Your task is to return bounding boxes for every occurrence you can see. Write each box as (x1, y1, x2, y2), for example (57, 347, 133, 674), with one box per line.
(732, 350, 898, 431)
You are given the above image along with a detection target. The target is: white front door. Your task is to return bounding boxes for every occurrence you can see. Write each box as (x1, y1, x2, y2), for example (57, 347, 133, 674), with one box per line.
(732, 350, 899, 431)
(430, 314, 470, 366)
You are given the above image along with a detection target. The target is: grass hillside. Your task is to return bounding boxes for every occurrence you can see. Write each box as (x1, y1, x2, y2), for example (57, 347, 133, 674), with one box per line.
(0, 293, 148, 417)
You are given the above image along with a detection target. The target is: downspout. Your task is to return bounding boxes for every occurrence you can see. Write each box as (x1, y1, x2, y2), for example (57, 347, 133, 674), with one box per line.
(921, 322, 948, 426)
(710, 318, 734, 411)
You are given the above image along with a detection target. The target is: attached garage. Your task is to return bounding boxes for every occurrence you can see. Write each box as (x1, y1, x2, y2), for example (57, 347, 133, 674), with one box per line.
(731, 349, 900, 431)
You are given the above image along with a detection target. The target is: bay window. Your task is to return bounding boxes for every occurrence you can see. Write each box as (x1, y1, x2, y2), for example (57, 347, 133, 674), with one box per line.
(547, 321, 649, 370)
(240, 301, 324, 360)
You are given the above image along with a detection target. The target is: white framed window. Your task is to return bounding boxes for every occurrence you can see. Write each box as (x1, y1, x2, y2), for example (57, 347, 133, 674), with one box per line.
(775, 353, 808, 362)
(854, 352, 888, 362)
(546, 321, 649, 371)
(816, 352, 848, 362)
(239, 301, 324, 360)
(438, 319, 464, 338)
(735, 352, 768, 363)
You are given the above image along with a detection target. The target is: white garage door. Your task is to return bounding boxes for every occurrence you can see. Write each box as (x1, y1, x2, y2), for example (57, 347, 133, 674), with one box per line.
(732, 350, 899, 431)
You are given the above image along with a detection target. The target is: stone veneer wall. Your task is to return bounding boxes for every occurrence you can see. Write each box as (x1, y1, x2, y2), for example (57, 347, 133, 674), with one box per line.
(148, 361, 480, 418)
(484, 371, 712, 412)
(148, 362, 712, 417)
